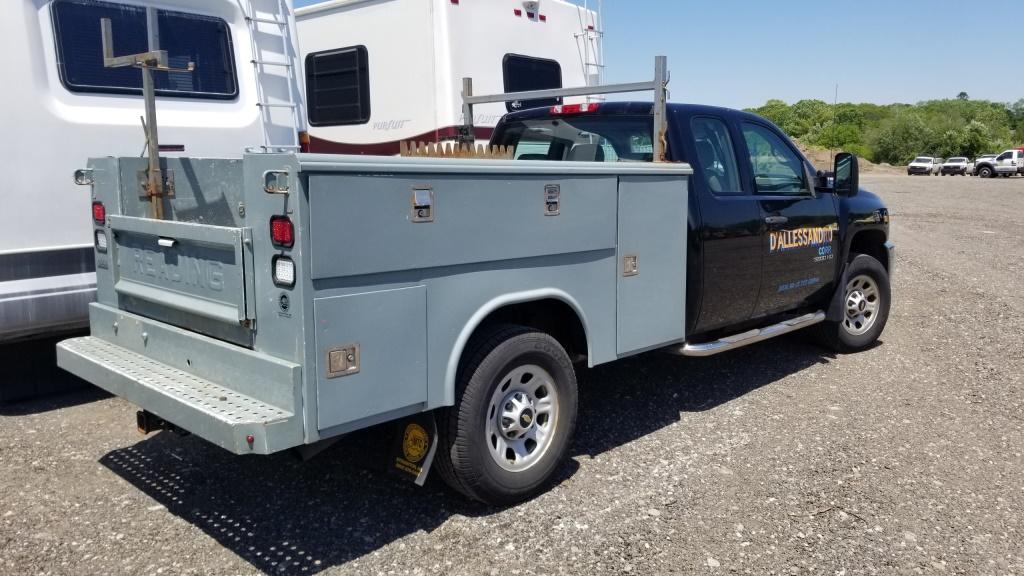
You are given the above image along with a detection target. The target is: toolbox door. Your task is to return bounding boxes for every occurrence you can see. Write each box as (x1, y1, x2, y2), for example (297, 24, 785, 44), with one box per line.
(616, 176, 688, 355)
(313, 286, 428, 432)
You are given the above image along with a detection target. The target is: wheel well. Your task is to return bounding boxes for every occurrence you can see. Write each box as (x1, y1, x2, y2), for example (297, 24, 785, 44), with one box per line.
(474, 299, 588, 361)
(849, 229, 889, 272)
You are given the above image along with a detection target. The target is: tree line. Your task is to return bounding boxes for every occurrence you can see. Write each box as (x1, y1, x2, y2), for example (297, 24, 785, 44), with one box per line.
(746, 97, 1024, 165)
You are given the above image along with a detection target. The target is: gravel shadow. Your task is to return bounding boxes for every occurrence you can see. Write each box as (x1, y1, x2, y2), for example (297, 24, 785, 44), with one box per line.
(99, 333, 835, 575)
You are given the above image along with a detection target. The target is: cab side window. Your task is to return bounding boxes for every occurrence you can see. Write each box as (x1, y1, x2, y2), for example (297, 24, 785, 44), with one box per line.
(741, 123, 809, 195)
(997, 152, 1012, 161)
(690, 117, 742, 194)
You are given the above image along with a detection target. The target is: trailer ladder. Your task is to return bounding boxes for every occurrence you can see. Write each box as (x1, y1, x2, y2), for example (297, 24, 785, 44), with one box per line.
(574, 0, 605, 100)
(237, 0, 302, 152)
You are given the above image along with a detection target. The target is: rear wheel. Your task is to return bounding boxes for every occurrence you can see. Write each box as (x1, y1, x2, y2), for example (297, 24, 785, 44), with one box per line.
(436, 325, 578, 505)
(815, 254, 891, 352)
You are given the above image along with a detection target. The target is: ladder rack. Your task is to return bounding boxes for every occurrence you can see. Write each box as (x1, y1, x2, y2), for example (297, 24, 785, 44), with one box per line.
(237, 0, 302, 152)
(460, 56, 670, 162)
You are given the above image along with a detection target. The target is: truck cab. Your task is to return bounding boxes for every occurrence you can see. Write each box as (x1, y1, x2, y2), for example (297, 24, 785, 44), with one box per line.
(491, 102, 893, 347)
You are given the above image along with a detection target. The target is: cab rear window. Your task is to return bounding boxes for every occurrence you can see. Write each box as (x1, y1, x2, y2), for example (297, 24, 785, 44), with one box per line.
(492, 115, 654, 163)
(51, 0, 238, 99)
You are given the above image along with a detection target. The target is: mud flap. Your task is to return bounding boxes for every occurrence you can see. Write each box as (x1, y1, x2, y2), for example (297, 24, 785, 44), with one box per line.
(388, 412, 438, 486)
(826, 261, 851, 322)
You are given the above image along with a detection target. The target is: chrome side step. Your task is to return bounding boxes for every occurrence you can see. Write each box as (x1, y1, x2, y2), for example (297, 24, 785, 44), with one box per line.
(672, 311, 826, 357)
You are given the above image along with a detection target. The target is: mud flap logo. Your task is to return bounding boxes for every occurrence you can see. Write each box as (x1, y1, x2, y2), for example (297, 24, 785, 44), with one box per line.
(402, 423, 428, 464)
(390, 415, 437, 486)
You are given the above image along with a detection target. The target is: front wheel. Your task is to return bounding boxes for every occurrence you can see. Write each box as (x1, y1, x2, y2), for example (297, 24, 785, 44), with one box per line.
(815, 254, 891, 352)
(436, 325, 578, 504)
(977, 166, 994, 178)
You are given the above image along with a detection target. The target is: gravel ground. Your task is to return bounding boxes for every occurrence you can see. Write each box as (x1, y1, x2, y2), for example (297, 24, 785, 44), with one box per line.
(2, 173, 1023, 576)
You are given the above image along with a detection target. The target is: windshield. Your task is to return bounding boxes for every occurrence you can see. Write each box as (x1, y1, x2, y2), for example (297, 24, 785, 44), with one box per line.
(913, 157, 932, 163)
(947, 158, 967, 163)
(492, 115, 655, 162)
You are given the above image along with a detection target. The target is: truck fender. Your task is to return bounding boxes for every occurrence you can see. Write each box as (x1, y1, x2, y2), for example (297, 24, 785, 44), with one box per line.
(442, 289, 593, 407)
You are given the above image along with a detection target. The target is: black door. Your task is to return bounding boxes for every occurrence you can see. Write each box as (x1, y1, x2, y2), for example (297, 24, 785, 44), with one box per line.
(738, 122, 839, 318)
(684, 114, 764, 333)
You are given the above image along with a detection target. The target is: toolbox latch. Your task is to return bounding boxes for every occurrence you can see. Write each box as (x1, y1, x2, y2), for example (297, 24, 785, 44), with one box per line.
(326, 344, 360, 378)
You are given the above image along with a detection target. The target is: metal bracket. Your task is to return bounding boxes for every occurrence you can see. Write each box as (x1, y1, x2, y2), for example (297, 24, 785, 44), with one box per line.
(136, 169, 175, 198)
(263, 170, 291, 195)
(100, 13, 194, 220)
(74, 169, 94, 186)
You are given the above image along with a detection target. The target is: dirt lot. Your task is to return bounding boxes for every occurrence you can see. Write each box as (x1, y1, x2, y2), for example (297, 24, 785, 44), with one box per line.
(2, 173, 1023, 576)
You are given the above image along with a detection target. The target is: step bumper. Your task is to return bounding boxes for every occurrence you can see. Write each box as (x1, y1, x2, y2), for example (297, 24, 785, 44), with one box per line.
(58, 335, 302, 455)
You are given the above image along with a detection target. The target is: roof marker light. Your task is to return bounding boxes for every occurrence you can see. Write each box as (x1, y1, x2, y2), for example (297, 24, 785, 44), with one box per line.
(549, 103, 601, 115)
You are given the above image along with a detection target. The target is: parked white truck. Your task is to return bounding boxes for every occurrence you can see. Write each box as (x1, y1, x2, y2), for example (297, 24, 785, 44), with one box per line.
(972, 149, 1024, 178)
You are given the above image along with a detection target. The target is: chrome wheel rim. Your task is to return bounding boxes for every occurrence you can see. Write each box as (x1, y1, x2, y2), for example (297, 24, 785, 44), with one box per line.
(485, 364, 560, 472)
(843, 274, 881, 336)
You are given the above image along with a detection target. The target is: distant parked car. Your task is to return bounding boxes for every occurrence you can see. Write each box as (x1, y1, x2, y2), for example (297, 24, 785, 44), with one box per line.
(940, 157, 969, 176)
(969, 154, 997, 176)
(908, 157, 941, 175)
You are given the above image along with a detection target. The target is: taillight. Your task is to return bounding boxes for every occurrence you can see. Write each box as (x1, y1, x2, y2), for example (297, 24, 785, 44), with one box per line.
(270, 216, 294, 247)
(298, 131, 310, 153)
(272, 256, 296, 287)
(549, 103, 600, 115)
(94, 230, 108, 253)
(92, 201, 106, 224)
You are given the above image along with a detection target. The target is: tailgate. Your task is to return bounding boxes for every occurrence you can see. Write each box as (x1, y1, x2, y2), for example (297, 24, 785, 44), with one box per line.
(109, 215, 255, 332)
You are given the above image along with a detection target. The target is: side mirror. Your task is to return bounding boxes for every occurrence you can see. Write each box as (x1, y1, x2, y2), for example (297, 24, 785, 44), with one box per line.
(833, 152, 859, 197)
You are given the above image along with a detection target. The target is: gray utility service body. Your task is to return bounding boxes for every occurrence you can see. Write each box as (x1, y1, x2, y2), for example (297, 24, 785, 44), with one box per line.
(58, 153, 693, 455)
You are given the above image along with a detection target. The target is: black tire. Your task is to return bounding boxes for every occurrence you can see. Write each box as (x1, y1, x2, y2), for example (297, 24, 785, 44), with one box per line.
(436, 324, 578, 505)
(815, 254, 891, 353)
(977, 166, 994, 178)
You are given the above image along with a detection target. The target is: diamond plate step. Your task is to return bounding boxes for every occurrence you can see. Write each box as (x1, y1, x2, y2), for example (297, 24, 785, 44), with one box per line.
(57, 335, 305, 455)
(61, 337, 291, 424)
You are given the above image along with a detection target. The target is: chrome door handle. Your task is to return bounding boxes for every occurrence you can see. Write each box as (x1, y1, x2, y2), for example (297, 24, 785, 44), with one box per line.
(764, 216, 789, 226)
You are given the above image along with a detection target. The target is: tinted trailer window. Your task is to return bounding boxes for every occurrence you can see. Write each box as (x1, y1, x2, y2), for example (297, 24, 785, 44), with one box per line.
(305, 46, 371, 126)
(494, 116, 655, 163)
(502, 54, 563, 112)
(51, 0, 237, 99)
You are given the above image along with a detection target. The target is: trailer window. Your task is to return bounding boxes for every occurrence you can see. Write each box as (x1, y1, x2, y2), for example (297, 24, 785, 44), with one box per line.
(502, 55, 563, 112)
(51, 0, 237, 99)
(305, 46, 371, 126)
(493, 116, 653, 163)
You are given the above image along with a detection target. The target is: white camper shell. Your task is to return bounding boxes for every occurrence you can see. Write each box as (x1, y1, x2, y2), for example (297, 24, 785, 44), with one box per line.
(1, 0, 304, 342)
(296, 0, 603, 154)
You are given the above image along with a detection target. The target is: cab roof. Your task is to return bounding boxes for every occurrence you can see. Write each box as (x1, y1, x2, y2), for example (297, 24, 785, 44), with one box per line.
(499, 101, 768, 124)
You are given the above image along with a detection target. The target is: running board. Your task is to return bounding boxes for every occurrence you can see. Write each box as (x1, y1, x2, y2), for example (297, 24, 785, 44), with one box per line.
(672, 312, 826, 357)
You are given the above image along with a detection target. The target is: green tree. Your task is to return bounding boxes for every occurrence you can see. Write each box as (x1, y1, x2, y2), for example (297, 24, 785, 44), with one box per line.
(957, 92, 970, 101)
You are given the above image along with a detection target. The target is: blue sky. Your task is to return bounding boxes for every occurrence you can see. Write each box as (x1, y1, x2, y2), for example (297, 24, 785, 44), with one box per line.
(293, 0, 1024, 109)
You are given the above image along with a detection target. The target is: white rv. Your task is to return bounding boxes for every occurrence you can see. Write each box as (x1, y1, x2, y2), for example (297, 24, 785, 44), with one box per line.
(1, 0, 304, 342)
(295, 0, 603, 154)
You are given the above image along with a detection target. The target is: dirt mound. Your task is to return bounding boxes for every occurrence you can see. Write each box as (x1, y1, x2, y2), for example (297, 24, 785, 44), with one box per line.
(796, 142, 900, 173)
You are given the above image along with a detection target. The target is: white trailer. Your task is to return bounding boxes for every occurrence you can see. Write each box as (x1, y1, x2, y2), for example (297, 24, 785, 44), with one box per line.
(296, 0, 603, 154)
(1, 0, 304, 342)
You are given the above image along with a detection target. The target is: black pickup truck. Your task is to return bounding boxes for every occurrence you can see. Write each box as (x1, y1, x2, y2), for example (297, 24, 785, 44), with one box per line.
(492, 102, 894, 353)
